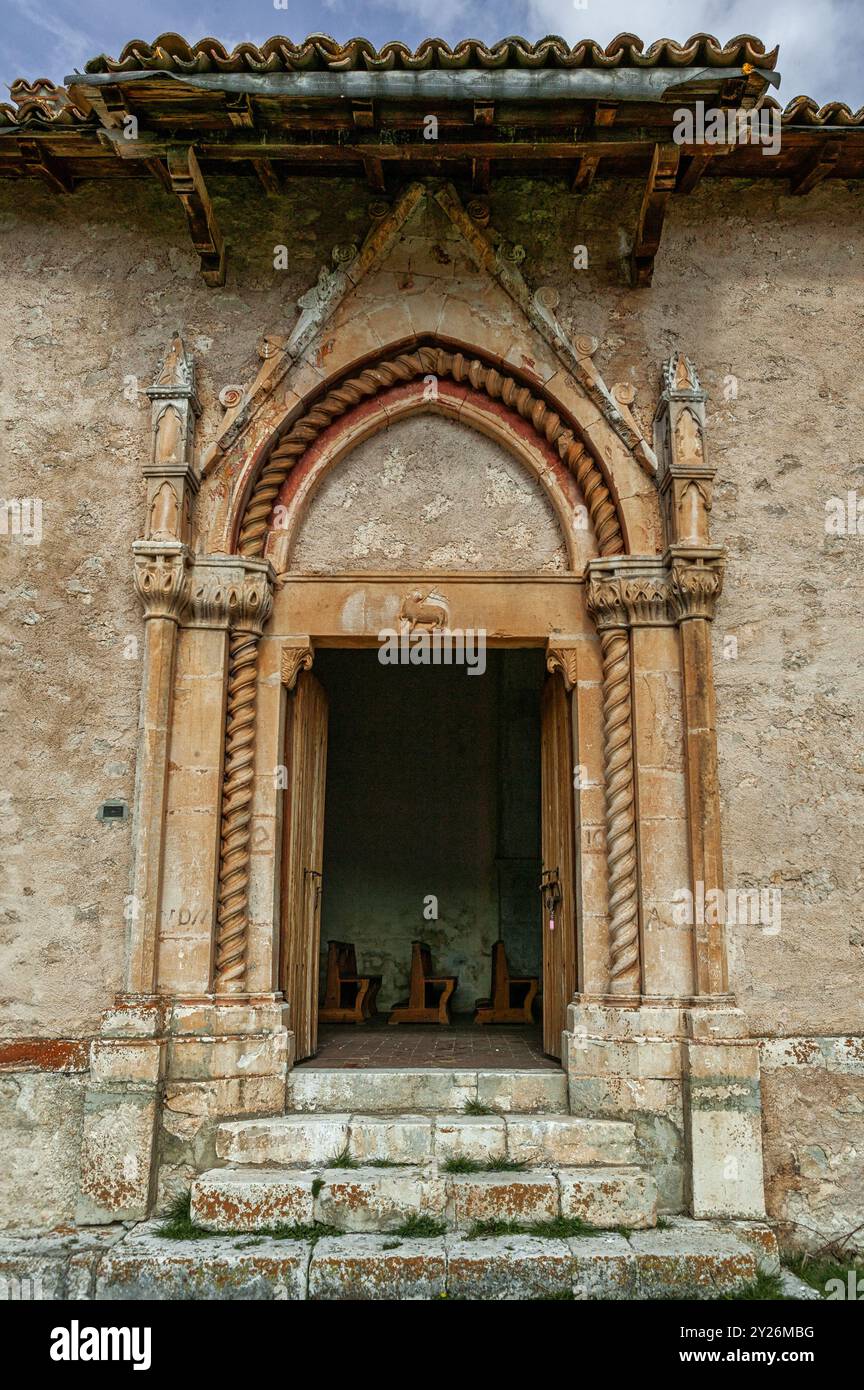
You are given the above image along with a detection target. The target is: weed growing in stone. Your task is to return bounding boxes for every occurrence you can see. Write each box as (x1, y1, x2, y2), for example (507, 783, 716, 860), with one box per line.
(158, 1191, 216, 1241)
(465, 1215, 594, 1239)
(392, 1215, 447, 1238)
(720, 1271, 788, 1300)
(462, 1099, 498, 1116)
(441, 1157, 528, 1174)
(787, 1252, 864, 1298)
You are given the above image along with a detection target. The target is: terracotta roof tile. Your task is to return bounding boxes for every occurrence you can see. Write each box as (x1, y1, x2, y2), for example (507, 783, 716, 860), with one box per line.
(80, 31, 780, 76)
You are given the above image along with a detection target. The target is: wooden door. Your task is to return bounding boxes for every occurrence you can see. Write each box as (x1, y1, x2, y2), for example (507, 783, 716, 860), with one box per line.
(281, 670, 329, 1061)
(540, 673, 578, 1057)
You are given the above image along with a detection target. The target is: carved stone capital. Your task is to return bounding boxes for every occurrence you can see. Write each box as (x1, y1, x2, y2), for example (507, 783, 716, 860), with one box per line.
(132, 541, 191, 622)
(281, 640, 314, 690)
(229, 561, 274, 636)
(587, 557, 675, 630)
(184, 556, 273, 633)
(668, 549, 725, 622)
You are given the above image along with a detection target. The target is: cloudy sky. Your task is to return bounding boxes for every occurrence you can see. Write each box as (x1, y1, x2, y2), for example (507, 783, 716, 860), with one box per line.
(4, 0, 862, 106)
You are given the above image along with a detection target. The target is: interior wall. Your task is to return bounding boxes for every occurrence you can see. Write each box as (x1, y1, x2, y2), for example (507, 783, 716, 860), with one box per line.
(315, 648, 543, 1013)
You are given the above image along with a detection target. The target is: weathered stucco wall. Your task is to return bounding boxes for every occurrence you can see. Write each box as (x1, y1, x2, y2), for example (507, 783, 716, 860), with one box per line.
(0, 173, 861, 1235)
(2, 173, 861, 1041)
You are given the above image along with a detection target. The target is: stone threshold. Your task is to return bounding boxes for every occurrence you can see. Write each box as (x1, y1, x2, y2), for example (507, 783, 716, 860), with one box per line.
(0, 1218, 780, 1301)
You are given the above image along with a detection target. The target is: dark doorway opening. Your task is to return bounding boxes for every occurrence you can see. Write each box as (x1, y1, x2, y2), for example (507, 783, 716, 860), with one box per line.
(312, 647, 545, 1054)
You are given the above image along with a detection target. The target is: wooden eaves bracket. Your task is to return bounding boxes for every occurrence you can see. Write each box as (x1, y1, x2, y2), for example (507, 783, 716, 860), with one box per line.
(166, 144, 227, 287)
(630, 142, 680, 288)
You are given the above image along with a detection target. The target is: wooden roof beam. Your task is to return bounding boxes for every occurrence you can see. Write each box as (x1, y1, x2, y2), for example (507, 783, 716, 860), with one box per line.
(362, 155, 386, 192)
(789, 138, 843, 194)
(572, 153, 601, 192)
(251, 157, 280, 195)
(166, 145, 226, 286)
(15, 139, 74, 193)
(676, 144, 734, 193)
(472, 156, 491, 193)
(630, 142, 680, 287)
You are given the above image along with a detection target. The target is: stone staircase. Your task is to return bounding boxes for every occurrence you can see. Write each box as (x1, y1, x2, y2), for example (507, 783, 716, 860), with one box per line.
(192, 1066, 657, 1234)
(174, 1067, 778, 1297)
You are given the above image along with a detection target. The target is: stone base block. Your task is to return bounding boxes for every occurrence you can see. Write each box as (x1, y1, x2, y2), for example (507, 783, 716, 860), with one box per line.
(559, 1167, 657, 1230)
(308, 1235, 447, 1300)
(315, 1169, 447, 1233)
(191, 1169, 317, 1231)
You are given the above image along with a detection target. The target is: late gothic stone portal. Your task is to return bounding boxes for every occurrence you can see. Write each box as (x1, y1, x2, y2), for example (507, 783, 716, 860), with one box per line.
(2, 29, 862, 1298)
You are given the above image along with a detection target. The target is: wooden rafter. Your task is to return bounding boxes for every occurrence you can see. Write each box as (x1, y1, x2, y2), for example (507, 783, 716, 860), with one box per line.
(572, 153, 600, 192)
(789, 138, 843, 195)
(630, 142, 680, 287)
(166, 145, 226, 286)
(472, 156, 491, 193)
(15, 139, 73, 193)
(676, 145, 734, 194)
(362, 155, 386, 192)
(251, 157, 280, 195)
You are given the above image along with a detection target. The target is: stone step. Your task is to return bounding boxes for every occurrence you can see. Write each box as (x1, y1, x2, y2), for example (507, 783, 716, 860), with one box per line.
(215, 1112, 638, 1169)
(78, 1217, 775, 1300)
(191, 1163, 658, 1234)
(286, 1067, 568, 1115)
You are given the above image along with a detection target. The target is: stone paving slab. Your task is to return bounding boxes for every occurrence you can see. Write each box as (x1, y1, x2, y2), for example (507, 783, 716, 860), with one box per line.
(447, 1172, 560, 1228)
(286, 1066, 566, 1113)
(628, 1220, 759, 1298)
(191, 1162, 659, 1234)
(315, 1168, 447, 1233)
(446, 1233, 575, 1300)
(0, 1218, 775, 1300)
(191, 1168, 317, 1232)
(214, 1110, 637, 1168)
(558, 1166, 657, 1230)
(308, 1234, 447, 1300)
(95, 1224, 311, 1301)
(568, 1233, 637, 1299)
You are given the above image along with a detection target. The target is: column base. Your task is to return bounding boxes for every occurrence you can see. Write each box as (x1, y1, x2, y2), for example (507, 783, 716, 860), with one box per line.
(77, 993, 295, 1224)
(564, 997, 765, 1218)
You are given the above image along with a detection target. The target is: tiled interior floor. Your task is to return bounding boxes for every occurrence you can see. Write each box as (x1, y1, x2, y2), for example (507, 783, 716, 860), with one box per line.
(298, 1015, 559, 1070)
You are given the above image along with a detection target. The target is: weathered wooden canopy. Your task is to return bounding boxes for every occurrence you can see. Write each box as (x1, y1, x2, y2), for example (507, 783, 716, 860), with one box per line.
(2, 32, 862, 287)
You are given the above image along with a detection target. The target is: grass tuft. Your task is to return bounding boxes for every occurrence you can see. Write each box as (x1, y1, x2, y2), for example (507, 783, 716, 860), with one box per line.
(462, 1099, 498, 1116)
(392, 1214, 448, 1238)
(326, 1144, 359, 1169)
(441, 1156, 528, 1174)
(158, 1191, 216, 1241)
(465, 1215, 594, 1240)
(786, 1252, 864, 1298)
(721, 1271, 789, 1301)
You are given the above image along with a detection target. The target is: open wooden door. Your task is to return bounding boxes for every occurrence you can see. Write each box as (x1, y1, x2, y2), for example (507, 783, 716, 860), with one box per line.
(281, 670, 329, 1061)
(540, 673, 578, 1057)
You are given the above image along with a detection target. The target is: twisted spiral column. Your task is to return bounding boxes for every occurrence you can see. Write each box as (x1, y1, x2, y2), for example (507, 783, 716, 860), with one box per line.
(237, 346, 624, 559)
(214, 567, 273, 992)
(599, 628, 640, 993)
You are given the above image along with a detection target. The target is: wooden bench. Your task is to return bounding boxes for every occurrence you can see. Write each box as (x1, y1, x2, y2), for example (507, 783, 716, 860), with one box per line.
(318, 941, 382, 1024)
(474, 941, 539, 1024)
(388, 941, 457, 1025)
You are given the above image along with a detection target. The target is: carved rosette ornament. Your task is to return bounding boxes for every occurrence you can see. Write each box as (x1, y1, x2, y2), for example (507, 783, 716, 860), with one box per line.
(214, 561, 274, 992)
(237, 346, 626, 561)
(132, 541, 190, 622)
